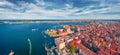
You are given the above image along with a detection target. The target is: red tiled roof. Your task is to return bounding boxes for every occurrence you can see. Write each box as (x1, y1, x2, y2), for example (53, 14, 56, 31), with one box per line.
(70, 38, 80, 47)
(78, 44, 97, 55)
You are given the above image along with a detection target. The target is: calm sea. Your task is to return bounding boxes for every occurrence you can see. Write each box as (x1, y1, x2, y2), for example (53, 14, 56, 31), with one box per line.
(0, 21, 88, 55)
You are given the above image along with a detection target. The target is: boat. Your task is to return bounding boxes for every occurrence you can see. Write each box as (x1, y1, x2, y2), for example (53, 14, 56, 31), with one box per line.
(8, 50, 14, 55)
(32, 29, 38, 31)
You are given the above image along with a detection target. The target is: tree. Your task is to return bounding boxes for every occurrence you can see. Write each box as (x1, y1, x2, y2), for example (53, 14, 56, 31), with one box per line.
(69, 45, 75, 54)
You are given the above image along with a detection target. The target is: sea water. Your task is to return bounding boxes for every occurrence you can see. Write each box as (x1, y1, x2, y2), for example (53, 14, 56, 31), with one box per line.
(0, 21, 88, 55)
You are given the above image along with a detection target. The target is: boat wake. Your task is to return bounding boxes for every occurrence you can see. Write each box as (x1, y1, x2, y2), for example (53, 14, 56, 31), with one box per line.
(28, 38, 32, 55)
(32, 29, 38, 31)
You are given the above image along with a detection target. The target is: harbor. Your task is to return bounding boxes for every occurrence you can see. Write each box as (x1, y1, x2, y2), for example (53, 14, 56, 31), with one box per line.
(0, 21, 89, 55)
(1, 20, 119, 55)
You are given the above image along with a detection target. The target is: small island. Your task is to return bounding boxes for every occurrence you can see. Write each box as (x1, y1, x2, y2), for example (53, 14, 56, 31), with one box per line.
(45, 29, 58, 37)
(45, 25, 74, 37)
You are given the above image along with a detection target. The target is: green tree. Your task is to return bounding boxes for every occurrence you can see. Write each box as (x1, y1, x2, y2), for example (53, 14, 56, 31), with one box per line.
(69, 45, 75, 54)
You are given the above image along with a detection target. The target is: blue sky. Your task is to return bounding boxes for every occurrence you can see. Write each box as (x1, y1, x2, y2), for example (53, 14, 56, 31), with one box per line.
(0, 0, 120, 20)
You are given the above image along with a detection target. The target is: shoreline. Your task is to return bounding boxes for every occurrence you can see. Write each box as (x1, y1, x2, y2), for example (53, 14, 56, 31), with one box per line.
(45, 22, 120, 55)
(0, 20, 119, 24)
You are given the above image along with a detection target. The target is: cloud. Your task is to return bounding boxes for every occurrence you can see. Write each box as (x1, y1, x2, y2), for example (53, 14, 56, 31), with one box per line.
(74, 7, 110, 15)
(65, 3, 73, 8)
(0, 0, 15, 7)
(35, 0, 45, 5)
(0, 0, 81, 19)
(0, 0, 119, 20)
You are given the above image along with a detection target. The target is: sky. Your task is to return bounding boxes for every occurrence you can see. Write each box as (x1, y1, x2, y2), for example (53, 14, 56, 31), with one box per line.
(0, 0, 120, 20)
